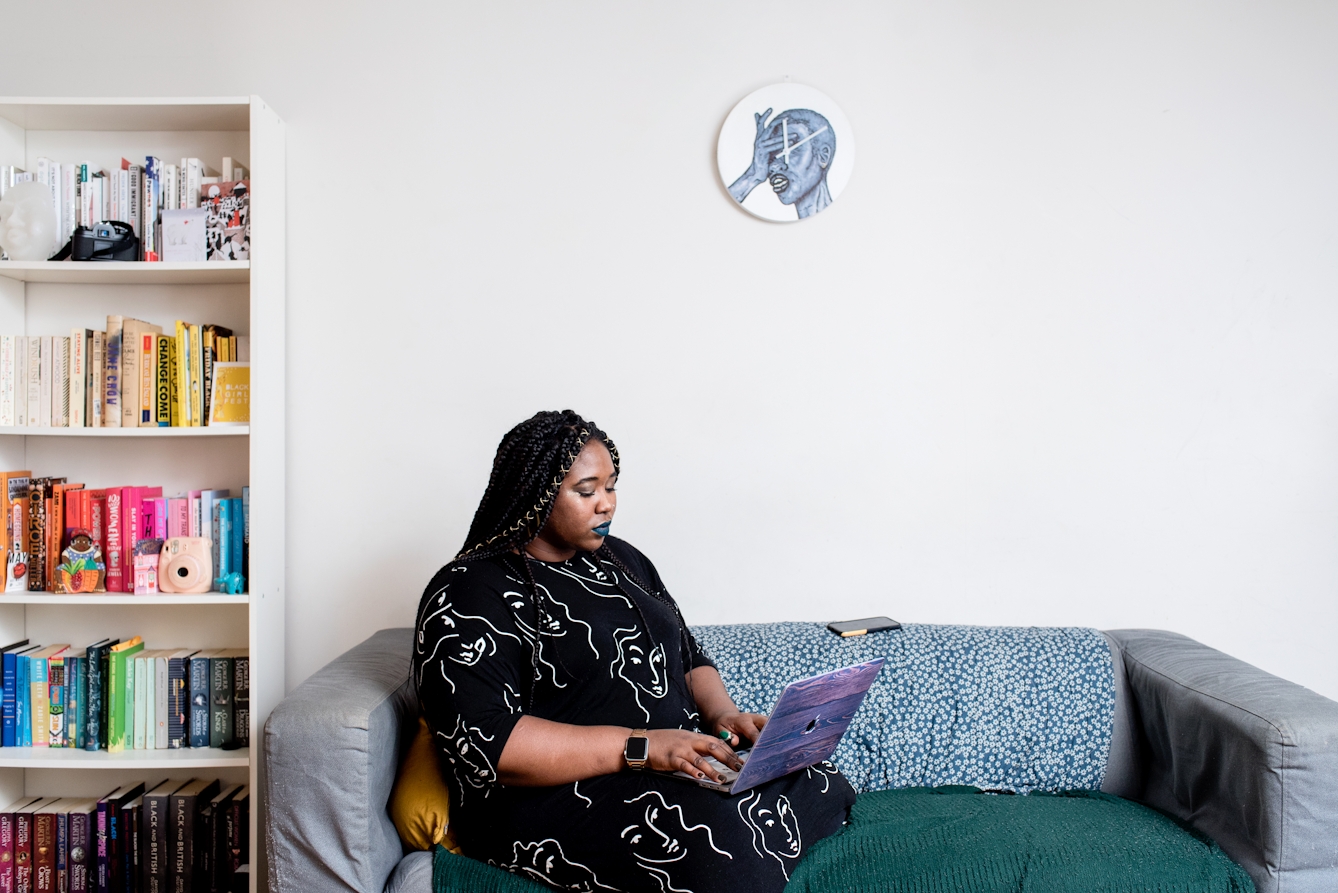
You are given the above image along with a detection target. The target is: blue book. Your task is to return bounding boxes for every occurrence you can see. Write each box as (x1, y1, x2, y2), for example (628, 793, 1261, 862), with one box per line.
(216, 499, 233, 585)
(228, 498, 244, 589)
(212, 501, 225, 590)
(16, 651, 30, 746)
(66, 655, 82, 749)
(1, 640, 31, 746)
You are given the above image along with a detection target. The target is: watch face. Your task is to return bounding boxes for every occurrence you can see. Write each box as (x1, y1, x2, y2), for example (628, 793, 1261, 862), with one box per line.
(625, 736, 649, 762)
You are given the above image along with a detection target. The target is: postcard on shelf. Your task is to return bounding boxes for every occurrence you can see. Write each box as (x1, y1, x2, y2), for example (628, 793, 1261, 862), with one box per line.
(160, 208, 207, 262)
(208, 363, 249, 426)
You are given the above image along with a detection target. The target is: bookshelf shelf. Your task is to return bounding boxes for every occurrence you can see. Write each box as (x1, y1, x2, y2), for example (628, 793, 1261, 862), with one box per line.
(0, 425, 248, 437)
(0, 593, 248, 606)
(0, 746, 249, 769)
(0, 261, 250, 285)
(0, 95, 283, 893)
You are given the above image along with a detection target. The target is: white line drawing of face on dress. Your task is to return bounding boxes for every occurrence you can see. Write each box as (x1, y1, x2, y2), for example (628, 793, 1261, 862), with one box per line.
(543, 557, 633, 608)
(621, 790, 733, 892)
(804, 760, 841, 794)
(728, 108, 836, 220)
(495, 839, 619, 893)
(611, 625, 668, 721)
(417, 587, 524, 693)
(434, 715, 497, 805)
(501, 578, 603, 689)
(737, 790, 803, 879)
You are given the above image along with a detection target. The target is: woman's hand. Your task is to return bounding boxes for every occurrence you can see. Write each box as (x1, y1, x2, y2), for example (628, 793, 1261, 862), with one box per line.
(709, 711, 768, 748)
(646, 728, 744, 783)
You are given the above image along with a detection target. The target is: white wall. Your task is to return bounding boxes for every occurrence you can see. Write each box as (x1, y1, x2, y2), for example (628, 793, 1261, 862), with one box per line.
(4, 0, 1337, 700)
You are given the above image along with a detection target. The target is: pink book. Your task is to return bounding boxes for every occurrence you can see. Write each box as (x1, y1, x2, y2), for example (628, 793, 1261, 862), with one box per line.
(167, 498, 189, 538)
(104, 489, 124, 591)
(153, 497, 168, 540)
(125, 486, 163, 583)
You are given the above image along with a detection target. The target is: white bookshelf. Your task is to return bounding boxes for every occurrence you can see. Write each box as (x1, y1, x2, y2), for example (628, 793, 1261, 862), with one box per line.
(0, 97, 283, 893)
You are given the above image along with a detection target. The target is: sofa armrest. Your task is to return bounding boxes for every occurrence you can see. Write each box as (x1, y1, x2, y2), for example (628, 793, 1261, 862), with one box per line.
(265, 628, 417, 893)
(1109, 629, 1338, 893)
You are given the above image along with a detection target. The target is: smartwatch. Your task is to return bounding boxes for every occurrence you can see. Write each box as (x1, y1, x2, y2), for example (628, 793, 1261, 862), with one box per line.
(624, 729, 649, 771)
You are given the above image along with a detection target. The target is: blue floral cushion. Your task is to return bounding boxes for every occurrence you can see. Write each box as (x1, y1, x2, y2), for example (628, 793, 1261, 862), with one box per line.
(689, 623, 1115, 794)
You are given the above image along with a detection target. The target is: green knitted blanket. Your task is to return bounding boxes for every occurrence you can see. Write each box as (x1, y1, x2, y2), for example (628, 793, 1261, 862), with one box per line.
(433, 788, 1255, 893)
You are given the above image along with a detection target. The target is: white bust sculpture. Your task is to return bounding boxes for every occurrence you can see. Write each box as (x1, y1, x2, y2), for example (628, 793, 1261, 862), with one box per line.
(0, 180, 59, 261)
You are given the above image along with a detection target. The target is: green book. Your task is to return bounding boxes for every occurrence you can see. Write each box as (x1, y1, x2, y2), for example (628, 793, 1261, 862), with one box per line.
(107, 637, 144, 752)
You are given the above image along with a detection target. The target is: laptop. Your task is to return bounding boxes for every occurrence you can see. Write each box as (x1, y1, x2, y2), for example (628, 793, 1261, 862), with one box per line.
(667, 658, 884, 794)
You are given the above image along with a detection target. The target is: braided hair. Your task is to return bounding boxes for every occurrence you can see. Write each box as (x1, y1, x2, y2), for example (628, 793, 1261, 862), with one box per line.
(453, 410, 693, 710)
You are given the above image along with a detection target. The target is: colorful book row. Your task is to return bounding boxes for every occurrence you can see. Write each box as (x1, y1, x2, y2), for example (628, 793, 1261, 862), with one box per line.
(0, 640, 249, 752)
(0, 318, 248, 429)
(0, 472, 247, 594)
(0, 778, 248, 893)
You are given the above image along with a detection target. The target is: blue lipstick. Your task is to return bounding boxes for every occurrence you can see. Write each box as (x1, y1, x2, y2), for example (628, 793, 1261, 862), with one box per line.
(593, 522, 611, 537)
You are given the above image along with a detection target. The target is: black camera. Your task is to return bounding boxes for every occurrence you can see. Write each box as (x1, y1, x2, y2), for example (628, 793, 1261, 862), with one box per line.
(71, 221, 140, 261)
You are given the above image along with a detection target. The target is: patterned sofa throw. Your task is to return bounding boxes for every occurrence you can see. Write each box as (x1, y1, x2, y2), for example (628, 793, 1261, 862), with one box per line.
(689, 623, 1115, 794)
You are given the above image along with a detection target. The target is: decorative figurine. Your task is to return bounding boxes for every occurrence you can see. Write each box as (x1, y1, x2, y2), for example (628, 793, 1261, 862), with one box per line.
(55, 530, 106, 593)
(214, 572, 245, 594)
(0, 180, 61, 261)
(5, 551, 28, 592)
(133, 538, 164, 594)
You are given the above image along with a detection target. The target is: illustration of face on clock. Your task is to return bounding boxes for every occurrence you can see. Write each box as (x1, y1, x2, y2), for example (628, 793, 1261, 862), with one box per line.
(718, 83, 855, 223)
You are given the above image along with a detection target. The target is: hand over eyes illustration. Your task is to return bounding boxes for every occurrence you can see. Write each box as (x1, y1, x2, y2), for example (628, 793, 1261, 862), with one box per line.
(718, 84, 855, 222)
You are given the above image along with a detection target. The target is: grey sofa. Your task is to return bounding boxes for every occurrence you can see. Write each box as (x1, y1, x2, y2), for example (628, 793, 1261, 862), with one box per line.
(264, 627, 1338, 893)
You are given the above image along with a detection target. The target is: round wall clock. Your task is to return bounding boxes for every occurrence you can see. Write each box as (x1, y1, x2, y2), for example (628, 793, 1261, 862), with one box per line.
(717, 83, 856, 223)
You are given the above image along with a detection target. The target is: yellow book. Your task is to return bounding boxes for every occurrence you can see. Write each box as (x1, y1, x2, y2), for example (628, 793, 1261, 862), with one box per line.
(175, 321, 189, 426)
(168, 334, 180, 426)
(189, 324, 203, 427)
(154, 334, 172, 427)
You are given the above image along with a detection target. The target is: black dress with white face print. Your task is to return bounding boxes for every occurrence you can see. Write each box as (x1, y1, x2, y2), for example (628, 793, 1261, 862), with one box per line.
(413, 536, 855, 893)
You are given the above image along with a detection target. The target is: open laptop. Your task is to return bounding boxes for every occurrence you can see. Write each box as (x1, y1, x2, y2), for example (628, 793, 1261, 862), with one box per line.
(667, 658, 884, 794)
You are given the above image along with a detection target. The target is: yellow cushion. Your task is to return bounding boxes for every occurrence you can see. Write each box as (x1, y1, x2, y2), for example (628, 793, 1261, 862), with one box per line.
(389, 714, 461, 853)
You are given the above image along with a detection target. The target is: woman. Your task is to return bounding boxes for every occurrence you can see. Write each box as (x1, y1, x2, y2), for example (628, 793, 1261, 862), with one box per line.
(414, 410, 854, 892)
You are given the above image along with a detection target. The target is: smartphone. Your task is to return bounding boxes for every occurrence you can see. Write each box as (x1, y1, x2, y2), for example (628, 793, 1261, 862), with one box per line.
(826, 616, 901, 637)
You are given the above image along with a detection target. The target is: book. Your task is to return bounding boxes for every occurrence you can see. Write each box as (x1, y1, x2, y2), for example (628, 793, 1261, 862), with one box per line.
(104, 490, 123, 593)
(53, 338, 69, 429)
(0, 336, 14, 426)
(199, 787, 238, 893)
(168, 780, 217, 893)
(117, 796, 142, 893)
(154, 655, 169, 749)
(97, 785, 143, 893)
(143, 157, 161, 262)
(120, 320, 162, 428)
(240, 489, 248, 585)
(46, 658, 64, 747)
(24, 338, 39, 429)
(28, 647, 68, 748)
(173, 323, 188, 427)
(139, 331, 156, 426)
(15, 798, 56, 893)
(33, 802, 57, 893)
(89, 332, 104, 429)
(0, 472, 29, 569)
(154, 336, 171, 427)
(66, 652, 83, 750)
(221, 789, 246, 887)
(187, 653, 215, 749)
(124, 487, 162, 585)
(188, 326, 202, 428)
(82, 640, 114, 753)
(140, 782, 185, 893)
(62, 799, 97, 893)
(0, 799, 39, 893)
(166, 651, 194, 749)
(133, 656, 147, 750)
(201, 183, 248, 262)
(207, 654, 233, 749)
(0, 640, 31, 747)
(71, 328, 93, 428)
(107, 638, 143, 753)
(161, 210, 207, 263)
(38, 337, 51, 428)
(103, 317, 121, 429)
(54, 803, 67, 893)
(231, 654, 248, 750)
(10, 646, 38, 749)
(166, 500, 188, 539)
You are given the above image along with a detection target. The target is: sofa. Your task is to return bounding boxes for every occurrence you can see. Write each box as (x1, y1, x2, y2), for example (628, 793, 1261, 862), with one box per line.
(264, 624, 1338, 893)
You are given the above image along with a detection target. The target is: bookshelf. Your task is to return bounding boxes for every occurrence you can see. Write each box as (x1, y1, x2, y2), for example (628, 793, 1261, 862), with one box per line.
(0, 97, 283, 893)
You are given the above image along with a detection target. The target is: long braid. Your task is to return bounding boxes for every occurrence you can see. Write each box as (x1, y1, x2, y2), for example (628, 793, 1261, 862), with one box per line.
(597, 545, 698, 690)
(444, 410, 619, 709)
